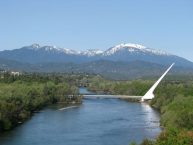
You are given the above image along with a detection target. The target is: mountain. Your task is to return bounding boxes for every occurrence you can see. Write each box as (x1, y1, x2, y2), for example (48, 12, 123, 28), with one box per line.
(0, 43, 193, 79)
(0, 43, 192, 67)
(102, 44, 193, 67)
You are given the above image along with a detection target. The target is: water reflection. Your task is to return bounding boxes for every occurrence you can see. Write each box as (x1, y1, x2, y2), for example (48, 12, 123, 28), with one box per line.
(139, 103, 161, 138)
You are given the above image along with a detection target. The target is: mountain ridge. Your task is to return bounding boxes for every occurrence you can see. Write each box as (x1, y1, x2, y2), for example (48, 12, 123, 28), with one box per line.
(0, 43, 193, 80)
(0, 43, 192, 66)
(16, 43, 171, 56)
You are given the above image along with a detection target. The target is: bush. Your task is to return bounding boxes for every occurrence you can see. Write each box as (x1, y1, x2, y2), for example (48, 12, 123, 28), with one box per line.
(0, 74, 81, 131)
(155, 128, 193, 145)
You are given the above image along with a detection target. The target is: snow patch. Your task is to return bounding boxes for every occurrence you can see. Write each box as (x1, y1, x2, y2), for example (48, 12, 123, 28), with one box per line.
(103, 43, 170, 56)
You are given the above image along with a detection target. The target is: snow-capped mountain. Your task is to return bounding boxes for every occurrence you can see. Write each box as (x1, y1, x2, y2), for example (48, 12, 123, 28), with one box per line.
(26, 43, 170, 56)
(81, 49, 103, 56)
(27, 43, 81, 55)
(103, 43, 170, 56)
(0, 43, 192, 68)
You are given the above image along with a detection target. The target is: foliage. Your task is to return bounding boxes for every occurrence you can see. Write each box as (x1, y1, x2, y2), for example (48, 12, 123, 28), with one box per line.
(0, 73, 82, 131)
(88, 75, 153, 95)
(154, 128, 193, 145)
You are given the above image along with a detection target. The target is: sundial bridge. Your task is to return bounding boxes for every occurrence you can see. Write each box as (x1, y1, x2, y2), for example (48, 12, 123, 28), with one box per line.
(83, 63, 175, 102)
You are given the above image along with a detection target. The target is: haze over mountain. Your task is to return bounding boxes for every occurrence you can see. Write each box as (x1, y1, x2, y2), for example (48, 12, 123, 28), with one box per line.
(0, 43, 193, 79)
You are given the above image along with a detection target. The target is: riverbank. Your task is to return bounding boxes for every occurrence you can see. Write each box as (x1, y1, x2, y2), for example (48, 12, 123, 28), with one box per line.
(1, 74, 192, 144)
(86, 76, 193, 144)
(0, 73, 82, 133)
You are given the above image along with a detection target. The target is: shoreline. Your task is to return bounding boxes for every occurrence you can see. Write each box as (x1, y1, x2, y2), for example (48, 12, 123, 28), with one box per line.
(0, 101, 82, 134)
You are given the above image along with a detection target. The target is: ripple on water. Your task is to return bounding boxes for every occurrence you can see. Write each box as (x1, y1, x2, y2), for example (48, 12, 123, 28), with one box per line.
(0, 99, 161, 145)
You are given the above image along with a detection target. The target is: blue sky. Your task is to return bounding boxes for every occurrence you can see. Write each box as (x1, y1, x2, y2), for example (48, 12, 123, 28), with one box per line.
(0, 0, 193, 61)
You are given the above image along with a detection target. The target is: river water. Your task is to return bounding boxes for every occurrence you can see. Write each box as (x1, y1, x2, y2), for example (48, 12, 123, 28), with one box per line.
(0, 88, 161, 145)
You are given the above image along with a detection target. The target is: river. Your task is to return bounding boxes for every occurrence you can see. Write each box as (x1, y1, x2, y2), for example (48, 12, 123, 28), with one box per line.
(0, 88, 161, 145)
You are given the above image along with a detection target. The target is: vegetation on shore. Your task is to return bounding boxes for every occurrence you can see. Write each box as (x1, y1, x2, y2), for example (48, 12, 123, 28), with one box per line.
(0, 73, 82, 131)
(0, 72, 192, 144)
(87, 75, 193, 145)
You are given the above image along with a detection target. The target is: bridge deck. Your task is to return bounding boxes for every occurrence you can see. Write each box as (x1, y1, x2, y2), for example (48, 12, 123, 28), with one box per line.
(83, 94, 142, 100)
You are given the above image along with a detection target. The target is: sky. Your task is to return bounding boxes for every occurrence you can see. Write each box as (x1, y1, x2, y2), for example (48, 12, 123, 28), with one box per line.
(0, 0, 193, 61)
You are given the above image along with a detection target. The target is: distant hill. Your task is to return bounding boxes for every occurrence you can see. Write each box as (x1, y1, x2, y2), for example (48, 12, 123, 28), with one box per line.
(0, 43, 193, 79)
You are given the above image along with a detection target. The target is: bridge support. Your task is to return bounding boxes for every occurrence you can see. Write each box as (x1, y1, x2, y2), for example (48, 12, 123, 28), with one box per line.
(141, 63, 175, 102)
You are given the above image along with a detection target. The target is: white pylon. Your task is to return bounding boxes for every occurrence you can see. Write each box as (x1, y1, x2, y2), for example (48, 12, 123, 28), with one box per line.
(141, 63, 175, 102)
